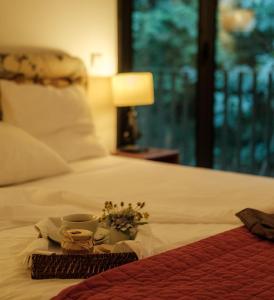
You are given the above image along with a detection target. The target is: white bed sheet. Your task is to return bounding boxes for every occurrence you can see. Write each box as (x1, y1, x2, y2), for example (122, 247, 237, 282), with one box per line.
(0, 155, 274, 300)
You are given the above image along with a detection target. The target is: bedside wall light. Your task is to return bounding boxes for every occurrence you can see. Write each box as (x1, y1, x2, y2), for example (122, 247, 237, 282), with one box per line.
(112, 72, 154, 152)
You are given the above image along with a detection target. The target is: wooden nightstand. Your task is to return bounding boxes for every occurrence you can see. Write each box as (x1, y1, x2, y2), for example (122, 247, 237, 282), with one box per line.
(113, 148, 180, 164)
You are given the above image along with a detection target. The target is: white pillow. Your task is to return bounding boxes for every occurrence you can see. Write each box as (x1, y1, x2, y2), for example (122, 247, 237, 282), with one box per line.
(0, 122, 71, 186)
(0, 80, 107, 162)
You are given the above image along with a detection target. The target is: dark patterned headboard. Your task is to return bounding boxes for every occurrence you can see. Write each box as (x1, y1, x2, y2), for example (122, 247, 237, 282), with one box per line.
(0, 50, 87, 120)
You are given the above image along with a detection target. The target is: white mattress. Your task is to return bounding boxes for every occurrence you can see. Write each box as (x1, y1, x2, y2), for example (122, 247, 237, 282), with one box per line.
(1, 155, 274, 300)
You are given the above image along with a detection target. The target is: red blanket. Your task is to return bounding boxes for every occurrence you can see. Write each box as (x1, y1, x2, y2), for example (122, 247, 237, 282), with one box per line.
(52, 227, 274, 300)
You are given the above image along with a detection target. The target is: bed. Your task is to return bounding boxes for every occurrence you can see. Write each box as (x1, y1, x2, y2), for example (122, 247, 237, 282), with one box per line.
(0, 50, 274, 300)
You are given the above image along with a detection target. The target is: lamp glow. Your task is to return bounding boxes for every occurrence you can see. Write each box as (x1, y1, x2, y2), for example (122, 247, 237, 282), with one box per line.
(112, 72, 154, 107)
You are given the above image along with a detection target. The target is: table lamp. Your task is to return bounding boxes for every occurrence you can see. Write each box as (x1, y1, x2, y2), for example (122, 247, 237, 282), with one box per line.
(112, 72, 154, 152)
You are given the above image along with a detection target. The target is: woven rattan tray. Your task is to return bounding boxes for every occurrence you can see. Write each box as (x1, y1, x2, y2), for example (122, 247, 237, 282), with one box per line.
(31, 252, 138, 279)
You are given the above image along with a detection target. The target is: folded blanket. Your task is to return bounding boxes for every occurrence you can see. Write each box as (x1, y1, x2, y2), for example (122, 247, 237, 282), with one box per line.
(236, 208, 274, 240)
(51, 227, 274, 300)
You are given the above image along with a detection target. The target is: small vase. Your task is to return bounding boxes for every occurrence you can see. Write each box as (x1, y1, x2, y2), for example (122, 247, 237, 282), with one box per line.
(109, 228, 130, 244)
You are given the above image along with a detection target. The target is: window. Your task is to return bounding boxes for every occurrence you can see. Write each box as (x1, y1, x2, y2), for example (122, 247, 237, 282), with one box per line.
(118, 0, 274, 176)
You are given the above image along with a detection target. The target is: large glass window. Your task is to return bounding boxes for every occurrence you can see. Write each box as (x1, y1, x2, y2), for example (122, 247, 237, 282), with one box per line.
(132, 0, 198, 165)
(214, 0, 274, 176)
(124, 0, 273, 176)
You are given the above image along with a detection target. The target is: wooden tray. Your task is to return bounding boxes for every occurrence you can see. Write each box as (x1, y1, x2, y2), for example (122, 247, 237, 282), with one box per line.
(31, 252, 138, 279)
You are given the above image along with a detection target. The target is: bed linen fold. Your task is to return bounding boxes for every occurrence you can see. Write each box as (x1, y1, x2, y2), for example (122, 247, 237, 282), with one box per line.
(1, 185, 273, 229)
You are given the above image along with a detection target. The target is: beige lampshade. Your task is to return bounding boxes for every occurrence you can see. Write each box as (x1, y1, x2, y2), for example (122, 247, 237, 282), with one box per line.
(112, 72, 154, 107)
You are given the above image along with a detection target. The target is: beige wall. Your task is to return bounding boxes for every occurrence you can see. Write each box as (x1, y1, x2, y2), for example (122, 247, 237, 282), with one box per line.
(0, 0, 117, 150)
(88, 76, 116, 151)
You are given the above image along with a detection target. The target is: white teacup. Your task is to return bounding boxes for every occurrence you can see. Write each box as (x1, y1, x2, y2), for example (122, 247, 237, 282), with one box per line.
(59, 213, 99, 235)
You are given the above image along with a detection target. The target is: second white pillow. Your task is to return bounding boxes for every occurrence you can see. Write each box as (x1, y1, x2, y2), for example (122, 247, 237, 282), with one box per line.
(1, 80, 107, 162)
(0, 122, 71, 186)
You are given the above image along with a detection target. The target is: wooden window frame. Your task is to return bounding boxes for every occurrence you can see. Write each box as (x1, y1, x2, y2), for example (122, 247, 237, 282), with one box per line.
(196, 0, 217, 167)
